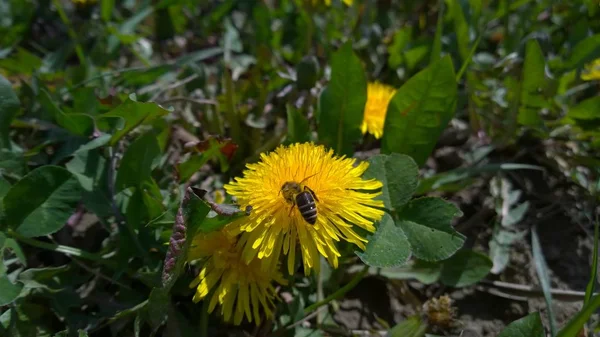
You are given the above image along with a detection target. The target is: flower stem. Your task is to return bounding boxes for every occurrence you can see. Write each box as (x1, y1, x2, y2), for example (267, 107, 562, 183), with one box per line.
(303, 265, 369, 314)
(200, 299, 209, 337)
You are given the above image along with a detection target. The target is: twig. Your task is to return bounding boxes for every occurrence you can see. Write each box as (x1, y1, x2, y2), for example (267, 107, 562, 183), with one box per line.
(478, 280, 593, 302)
(160, 96, 218, 106)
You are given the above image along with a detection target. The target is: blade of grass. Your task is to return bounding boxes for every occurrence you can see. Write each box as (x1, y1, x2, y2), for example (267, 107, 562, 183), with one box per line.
(51, 0, 86, 66)
(532, 226, 557, 336)
(429, 0, 444, 64)
(455, 34, 482, 82)
(585, 219, 599, 305)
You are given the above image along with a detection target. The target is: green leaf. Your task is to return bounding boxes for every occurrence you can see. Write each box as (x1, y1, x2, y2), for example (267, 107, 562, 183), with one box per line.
(557, 294, 600, 337)
(567, 96, 600, 121)
(387, 27, 413, 68)
(564, 34, 600, 70)
(518, 39, 546, 126)
(379, 260, 441, 284)
(78, 330, 89, 337)
(101, 0, 115, 21)
(382, 56, 457, 166)
(389, 315, 427, 337)
(286, 105, 310, 144)
(183, 190, 212, 234)
(2, 166, 81, 237)
(532, 227, 557, 336)
(439, 250, 492, 287)
(115, 132, 161, 192)
(498, 312, 545, 337)
(585, 220, 599, 305)
(318, 42, 367, 156)
(38, 89, 94, 137)
(0, 276, 23, 306)
(397, 197, 465, 261)
(96, 95, 169, 145)
(449, 0, 470, 61)
(357, 214, 411, 268)
(363, 153, 419, 210)
(0, 74, 20, 149)
(296, 56, 319, 90)
(66, 147, 108, 192)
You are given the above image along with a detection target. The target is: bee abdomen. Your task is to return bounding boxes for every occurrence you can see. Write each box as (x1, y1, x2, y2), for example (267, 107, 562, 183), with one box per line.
(296, 192, 317, 225)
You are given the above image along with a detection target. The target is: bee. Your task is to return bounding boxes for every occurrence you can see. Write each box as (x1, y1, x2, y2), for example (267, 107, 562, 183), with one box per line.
(280, 175, 319, 225)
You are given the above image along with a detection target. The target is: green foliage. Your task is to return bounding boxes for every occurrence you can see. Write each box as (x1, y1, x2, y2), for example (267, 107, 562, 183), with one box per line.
(498, 312, 545, 337)
(2, 166, 81, 237)
(0, 75, 20, 149)
(382, 56, 458, 166)
(318, 42, 367, 156)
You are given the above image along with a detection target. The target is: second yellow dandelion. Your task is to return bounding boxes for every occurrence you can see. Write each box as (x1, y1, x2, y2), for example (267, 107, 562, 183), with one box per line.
(361, 82, 397, 139)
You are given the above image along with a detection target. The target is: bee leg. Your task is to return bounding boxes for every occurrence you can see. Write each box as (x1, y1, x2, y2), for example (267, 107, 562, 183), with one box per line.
(304, 186, 319, 201)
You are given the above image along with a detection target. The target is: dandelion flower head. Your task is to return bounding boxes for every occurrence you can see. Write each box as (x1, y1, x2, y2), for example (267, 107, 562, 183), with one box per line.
(361, 82, 397, 139)
(188, 229, 285, 325)
(224, 143, 385, 275)
(582, 58, 600, 81)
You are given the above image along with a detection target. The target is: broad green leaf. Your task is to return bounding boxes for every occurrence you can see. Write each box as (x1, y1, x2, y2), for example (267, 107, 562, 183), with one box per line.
(532, 227, 556, 336)
(66, 147, 108, 192)
(286, 105, 310, 144)
(363, 153, 419, 210)
(357, 214, 411, 268)
(0, 276, 23, 306)
(498, 312, 545, 337)
(564, 34, 600, 70)
(2, 166, 81, 237)
(388, 27, 413, 68)
(318, 42, 367, 156)
(439, 250, 492, 287)
(397, 197, 465, 261)
(379, 260, 442, 284)
(567, 96, 600, 120)
(518, 39, 546, 126)
(0, 74, 20, 149)
(96, 95, 169, 145)
(115, 132, 161, 192)
(389, 315, 427, 337)
(38, 89, 94, 137)
(449, 0, 470, 62)
(382, 56, 457, 166)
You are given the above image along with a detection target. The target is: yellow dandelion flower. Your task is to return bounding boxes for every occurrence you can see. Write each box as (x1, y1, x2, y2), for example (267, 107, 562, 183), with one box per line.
(582, 58, 600, 81)
(224, 143, 385, 275)
(361, 82, 397, 139)
(188, 229, 285, 325)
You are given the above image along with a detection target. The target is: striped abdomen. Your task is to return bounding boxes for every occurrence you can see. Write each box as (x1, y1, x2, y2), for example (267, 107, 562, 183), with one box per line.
(296, 191, 317, 225)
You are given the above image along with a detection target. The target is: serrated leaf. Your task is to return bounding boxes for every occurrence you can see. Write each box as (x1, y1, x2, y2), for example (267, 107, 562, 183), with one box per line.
(382, 56, 457, 166)
(96, 95, 169, 145)
(357, 214, 411, 268)
(363, 153, 419, 210)
(115, 132, 161, 192)
(2, 166, 81, 237)
(498, 312, 545, 337)
(318, 42, 367, 156)
(0, 74, 20, 149)
(397, 197, 465, 261)
(439, 250, 492, 287)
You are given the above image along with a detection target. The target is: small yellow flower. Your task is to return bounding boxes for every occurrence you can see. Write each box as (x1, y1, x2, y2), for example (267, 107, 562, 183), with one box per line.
(361, 82, 397, 139)
(582, 58, 600, 81)
(313, 0, 353, 5)
(188, 229, 285, 325)
(224, 143, 384, 275)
